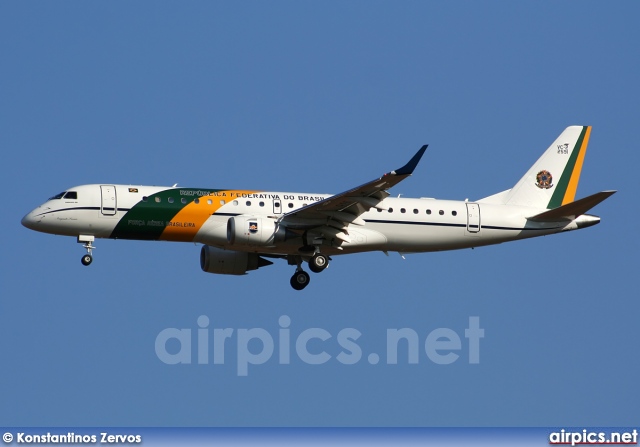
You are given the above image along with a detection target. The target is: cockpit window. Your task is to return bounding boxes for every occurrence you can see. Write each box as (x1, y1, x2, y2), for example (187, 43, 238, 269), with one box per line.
(49, 191, 66, 200)
(63, 191, 78, 200)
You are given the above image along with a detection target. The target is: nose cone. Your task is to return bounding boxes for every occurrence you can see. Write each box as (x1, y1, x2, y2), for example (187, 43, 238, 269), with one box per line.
(21, 209, 40, 230)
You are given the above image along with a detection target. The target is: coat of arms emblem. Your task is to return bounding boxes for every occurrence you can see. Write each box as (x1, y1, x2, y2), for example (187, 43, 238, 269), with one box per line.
(535, 170, 553, 189)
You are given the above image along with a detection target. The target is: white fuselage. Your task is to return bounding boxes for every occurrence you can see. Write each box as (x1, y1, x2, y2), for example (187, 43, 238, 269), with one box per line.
(21, 183, 597, 256)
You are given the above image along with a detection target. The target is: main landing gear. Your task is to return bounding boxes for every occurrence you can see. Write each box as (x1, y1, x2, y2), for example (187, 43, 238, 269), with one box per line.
(290, 270, 310, 291)
(78, 235, 95, 266)
(289, 251, 330, 290)
(309, 253, 329, 273)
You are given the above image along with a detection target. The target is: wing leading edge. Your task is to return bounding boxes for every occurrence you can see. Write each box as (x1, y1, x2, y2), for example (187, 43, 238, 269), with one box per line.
(279, 145, 427, 243)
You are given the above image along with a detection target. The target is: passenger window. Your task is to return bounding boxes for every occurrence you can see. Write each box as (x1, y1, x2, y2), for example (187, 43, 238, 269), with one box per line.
(207, 199, 212, 205)
(194, 198, 199, 204)
(181, 198, 187, 204)
(377, 209, 382, 213)
(220, 200, 225, 205)
(413, 209, 418, 214)
(259, 201, 265, 207)
(63, 191, 78, 200)
(439, 210, 444, 215)
(246, 201, 251, 206)
(142, 196, 148, 202)
(388, 208, 394, 213)
(233, 200, 238, 206)
(168, 197, 174, 203)
(426, 209, 431, 215)
(275, 202, 280, 208)
(288, 203, 294, 208)
(452, 211, 457, 216)
(155, 197, 161, 203)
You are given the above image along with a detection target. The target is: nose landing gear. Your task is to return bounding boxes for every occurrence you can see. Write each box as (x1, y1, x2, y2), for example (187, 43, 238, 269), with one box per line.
(78, 235, 95, 266)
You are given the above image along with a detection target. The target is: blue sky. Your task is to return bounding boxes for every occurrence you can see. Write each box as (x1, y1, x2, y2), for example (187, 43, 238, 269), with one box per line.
(1, 1, 638, 427)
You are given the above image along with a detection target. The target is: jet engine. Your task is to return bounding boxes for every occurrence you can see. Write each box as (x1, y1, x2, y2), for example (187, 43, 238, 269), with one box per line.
(226, 216, 287, 246)
(200, 245, 273, 275)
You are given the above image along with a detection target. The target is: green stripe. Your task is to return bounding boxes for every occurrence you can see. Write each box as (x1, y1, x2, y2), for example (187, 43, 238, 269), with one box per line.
(547, 127, 587, 209)
(110, 189, 218, 240)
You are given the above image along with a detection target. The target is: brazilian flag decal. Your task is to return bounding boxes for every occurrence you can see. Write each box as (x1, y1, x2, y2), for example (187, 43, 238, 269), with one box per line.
(547, 126, 590, 209)
(110, 189, 220, 240)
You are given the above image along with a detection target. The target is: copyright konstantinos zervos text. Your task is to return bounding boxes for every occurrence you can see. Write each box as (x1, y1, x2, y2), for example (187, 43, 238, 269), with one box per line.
(2, 432, 141, 444)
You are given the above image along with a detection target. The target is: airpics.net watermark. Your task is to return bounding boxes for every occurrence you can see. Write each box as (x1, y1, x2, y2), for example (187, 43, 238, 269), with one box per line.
(155, 316, 484, 376)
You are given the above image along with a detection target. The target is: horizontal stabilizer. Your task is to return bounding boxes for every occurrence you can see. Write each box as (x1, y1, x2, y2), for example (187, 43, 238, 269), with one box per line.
(527, 190, 616, 222)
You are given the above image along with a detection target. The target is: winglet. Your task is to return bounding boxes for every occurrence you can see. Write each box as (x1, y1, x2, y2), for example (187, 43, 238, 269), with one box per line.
(392, 145, 428, 176)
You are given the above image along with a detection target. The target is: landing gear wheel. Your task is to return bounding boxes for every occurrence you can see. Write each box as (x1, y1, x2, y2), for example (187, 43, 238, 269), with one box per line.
(78, 236, 96, 266)
(290, 270, 310, 290)
(309, 253, 329, 273)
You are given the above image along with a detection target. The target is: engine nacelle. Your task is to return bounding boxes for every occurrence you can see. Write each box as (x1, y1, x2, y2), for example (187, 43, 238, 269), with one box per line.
(227, 216, 283, 246)
(200, 245, 273, 275)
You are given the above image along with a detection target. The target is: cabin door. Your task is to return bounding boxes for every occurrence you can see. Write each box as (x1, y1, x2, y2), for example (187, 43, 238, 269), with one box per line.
(101, 185, 117, 215)
(466, 203, 480, 233)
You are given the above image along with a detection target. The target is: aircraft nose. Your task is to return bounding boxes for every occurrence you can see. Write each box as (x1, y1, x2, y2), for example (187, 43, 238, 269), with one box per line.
(21, 210, 39, 230)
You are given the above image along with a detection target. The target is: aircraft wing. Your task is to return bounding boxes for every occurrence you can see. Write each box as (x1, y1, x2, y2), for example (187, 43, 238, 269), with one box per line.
(279, 145, 427, 243)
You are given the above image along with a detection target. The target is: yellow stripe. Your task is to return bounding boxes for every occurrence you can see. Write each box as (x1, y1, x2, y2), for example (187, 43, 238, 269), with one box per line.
(161, 190, 258, 242)
(562, 126, 591, 205)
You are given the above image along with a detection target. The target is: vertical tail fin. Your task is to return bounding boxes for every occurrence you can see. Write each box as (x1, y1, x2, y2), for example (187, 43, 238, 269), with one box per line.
(503, 126, 591, 209)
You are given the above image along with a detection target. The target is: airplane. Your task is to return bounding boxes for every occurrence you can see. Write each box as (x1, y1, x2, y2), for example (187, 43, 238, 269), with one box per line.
(22, 125, 615, 290)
